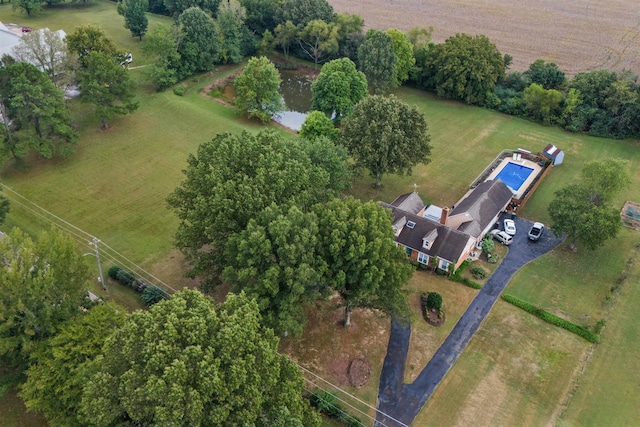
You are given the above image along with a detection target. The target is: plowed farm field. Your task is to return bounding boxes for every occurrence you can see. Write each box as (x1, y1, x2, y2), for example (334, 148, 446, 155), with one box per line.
(329, 0, 640, 76)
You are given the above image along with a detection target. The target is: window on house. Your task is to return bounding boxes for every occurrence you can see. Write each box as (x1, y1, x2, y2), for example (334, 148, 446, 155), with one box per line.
(407, 221, 416, 229)
(438, 259, 450, 271)
(423, 240, 431, 249)
(417, 252, 429, 265)
(405, 246, 412, 255)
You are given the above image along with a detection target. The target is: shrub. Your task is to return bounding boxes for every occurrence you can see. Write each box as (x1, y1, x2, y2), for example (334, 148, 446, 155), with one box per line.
(173, 85, 185, 96)
(142, 285, 166, 306)
(426, 292, 443, 310)
(471, 265, 488, 279)
(481, 236, 495, 254)
(108, 265, 122, 280)
(487, 254, 499, 264)
(116, 269, 135, 286)
(501, 294, 600, 343)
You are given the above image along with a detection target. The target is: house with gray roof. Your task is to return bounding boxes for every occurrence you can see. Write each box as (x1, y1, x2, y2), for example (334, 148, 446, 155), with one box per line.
(384, 179, 513, 272)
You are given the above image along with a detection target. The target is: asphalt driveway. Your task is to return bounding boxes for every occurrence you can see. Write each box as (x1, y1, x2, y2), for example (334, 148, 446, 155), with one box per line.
(375, 216, 564, 427)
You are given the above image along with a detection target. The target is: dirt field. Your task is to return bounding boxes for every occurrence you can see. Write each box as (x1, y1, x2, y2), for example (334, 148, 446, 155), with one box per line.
(329, 0, 640, 76)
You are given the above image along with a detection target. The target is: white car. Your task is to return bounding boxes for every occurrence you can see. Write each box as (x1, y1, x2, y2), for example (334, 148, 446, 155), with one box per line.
(503, 218, 517, 236)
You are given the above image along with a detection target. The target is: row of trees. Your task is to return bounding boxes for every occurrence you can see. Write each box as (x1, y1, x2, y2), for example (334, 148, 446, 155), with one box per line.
(0, 228, 320, 426)
(17, 0, 638, 140)
(0, 26, 138, 164)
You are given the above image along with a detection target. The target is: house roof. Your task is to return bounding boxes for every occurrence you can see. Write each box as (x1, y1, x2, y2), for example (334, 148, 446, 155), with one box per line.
(449, 179, 513, 237)
(543, 143, 563, 157)
(382, 202, 471, 263)
(390, 192, 425, 215)
(0, 23, 21, 59)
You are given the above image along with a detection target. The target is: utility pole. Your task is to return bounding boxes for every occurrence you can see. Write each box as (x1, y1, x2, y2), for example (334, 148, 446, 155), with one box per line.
(86, 237, 107, 291)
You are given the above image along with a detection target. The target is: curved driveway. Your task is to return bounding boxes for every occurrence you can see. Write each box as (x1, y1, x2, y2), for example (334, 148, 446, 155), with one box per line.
(376, 217, 564, 427)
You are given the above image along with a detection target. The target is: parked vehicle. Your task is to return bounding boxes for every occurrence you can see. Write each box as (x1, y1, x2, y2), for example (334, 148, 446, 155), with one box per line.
(490, 229, 513, 245)
(22, 27, 32, 33)
(528, 222, 545, 241)
(504, 218, 517, 235)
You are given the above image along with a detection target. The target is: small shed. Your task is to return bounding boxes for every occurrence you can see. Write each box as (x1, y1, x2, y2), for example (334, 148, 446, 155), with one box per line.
(542, 144, 564, 165)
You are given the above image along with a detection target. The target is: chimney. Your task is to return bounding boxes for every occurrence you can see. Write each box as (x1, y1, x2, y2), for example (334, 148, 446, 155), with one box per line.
(440, 207, 450, 225)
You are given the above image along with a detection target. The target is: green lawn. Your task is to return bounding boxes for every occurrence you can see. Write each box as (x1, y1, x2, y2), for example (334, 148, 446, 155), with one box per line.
(2, 3, 640, 425)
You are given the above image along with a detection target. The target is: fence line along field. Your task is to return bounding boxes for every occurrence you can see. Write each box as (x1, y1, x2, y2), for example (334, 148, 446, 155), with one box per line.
(329, 0, 640, 76)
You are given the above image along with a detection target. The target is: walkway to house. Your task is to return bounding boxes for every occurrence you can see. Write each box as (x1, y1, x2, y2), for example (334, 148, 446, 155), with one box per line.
(375, 217, 564, 427)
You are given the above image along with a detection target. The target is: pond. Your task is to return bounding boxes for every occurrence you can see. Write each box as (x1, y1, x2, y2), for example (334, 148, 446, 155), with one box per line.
(218, 68, 314, 131)
(273, 68, 314, 131)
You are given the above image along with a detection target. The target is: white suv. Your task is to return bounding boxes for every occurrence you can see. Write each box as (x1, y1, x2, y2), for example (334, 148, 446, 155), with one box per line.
(490, 229, 513, 245)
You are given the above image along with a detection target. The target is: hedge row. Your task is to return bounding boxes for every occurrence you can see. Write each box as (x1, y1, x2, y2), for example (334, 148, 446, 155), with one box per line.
(501, 294, 600, 343)
(309, 389, 364, 427)
(449, 261, 483, 290)
(108, 265, 148, 292)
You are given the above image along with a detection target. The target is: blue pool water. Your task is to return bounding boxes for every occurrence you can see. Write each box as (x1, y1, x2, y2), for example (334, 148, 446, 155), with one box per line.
(494, 162, 534, 192)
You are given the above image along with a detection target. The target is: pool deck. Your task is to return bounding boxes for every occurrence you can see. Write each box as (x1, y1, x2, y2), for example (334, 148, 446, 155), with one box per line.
(484, 157, 543, 199)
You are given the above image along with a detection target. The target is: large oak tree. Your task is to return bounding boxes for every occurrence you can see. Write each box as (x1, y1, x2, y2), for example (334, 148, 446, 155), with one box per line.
(339, 94, 432, 187)
(20, 303, 127, 427)
(0, 228, 89, 376)
(167, 130, 349, 290)
(424, 33, 504, 105)
(80, 290, 320, 426)
(549, 158, 630, 250)
(314, 198, 413, 326)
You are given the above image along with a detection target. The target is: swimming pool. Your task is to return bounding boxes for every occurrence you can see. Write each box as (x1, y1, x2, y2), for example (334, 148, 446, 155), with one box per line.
(494, 162, 535, 192)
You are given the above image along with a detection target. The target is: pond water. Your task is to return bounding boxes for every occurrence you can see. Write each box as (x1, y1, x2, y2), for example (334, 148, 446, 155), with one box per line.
(273, 69, 314, 131)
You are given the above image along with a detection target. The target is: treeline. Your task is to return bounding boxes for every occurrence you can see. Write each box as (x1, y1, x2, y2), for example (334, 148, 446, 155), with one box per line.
(138, 0, 639, 140)
(12, 0, 636, 139)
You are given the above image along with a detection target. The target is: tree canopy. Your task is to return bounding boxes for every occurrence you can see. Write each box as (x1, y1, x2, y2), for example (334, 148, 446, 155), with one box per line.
(386, 28, 415, 87)
(424, 33, 504, 105)
(66, 25, 121, 68)
(357, 29, 397, 94)
(311, 57, 367, 123)
(117, 0, 149, 40)
(339, 94, 432, 187)
(524, 59, 566, 90)
(298, 19, 340, 69)
(78, 51, 139, 129)
(20, 303, 127, 427)
(233, 56, 283, 123)
(167, 130, 350, 290)
(224, 205, 326, 336)
(176, 7, 220, 77)
(549, 158, 630, 250)
(0, 228, 89, 372)
(217, 0, 247, 64)
(0, 61, 78, 162)
(314, 198, 413, 326)
(80, 290, 320, 426)
(278, 0, 334, 28)
(300, 111, 338, 141)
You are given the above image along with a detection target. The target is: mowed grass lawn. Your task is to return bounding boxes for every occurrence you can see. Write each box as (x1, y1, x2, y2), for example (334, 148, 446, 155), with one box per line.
(2, 4, 640, 424)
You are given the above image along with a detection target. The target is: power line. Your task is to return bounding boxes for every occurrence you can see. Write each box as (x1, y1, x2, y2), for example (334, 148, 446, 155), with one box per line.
(294, 362, 408, 427)
(1, 185, 403, 425)
(0, 184, 175, 295)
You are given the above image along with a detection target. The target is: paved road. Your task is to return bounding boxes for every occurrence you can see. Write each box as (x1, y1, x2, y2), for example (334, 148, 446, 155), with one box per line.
(376, 217, 564, 427)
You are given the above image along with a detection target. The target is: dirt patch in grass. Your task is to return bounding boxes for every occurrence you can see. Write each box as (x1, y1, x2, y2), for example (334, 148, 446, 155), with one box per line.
(329, 0, 640, 76)
(279, 298, 390, 417)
